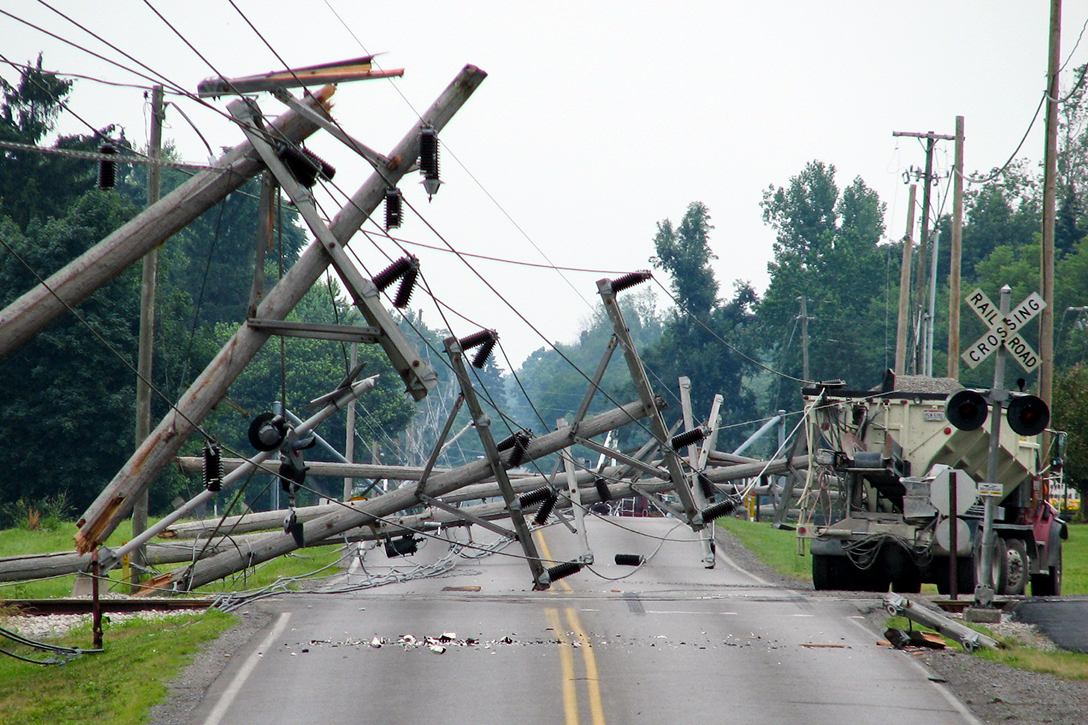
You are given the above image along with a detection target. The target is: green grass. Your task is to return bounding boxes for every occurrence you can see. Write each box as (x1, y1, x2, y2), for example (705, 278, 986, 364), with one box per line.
(716, 516, 812, 581)
(885, 614, 1088, 682)
(725, 516, 1088, 682)
(1062, 522, 1088, 595)
(0, 610, 234, 725)
(0, 520, 348, 724)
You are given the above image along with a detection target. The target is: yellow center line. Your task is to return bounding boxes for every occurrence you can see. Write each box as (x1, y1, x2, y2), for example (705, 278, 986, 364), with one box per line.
(565, 606, 607, 725)
(546, 607, 579, 725)
(535, 529, 607, 725)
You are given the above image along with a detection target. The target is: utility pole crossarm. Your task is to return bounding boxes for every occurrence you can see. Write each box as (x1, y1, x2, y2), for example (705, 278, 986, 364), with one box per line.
(443, 336, 547, 588)
(892, 131, 955, 141)
(227, 98, 437, 401)
(163, 398, 651, 590)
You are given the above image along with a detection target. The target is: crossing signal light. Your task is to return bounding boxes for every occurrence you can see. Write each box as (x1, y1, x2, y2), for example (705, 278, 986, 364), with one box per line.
(1007, 395, 1050, 436)
(945, 389, 989, 431)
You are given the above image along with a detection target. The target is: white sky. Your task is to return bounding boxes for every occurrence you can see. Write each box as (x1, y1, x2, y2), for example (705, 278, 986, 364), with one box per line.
(2, 1, 1086, 369)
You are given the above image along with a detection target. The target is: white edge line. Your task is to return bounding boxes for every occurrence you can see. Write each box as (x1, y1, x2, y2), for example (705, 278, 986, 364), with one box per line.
(203, 611, 293, 725)
(844, 617, 985, 725)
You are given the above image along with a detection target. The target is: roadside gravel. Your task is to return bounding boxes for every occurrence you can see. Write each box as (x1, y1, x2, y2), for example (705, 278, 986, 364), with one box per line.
(714, 525, 1088, 725)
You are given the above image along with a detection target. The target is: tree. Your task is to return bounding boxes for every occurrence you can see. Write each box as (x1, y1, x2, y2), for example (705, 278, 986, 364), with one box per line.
(0, 55, 122, 228)
(641, 202, 759, 447)
(758, 162, 889, 403)
(509, 287, 662, 431)
(0, 191, 143, 514)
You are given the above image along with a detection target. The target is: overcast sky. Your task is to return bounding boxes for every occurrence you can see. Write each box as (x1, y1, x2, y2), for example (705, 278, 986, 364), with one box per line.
(2, 1, 1086, 369)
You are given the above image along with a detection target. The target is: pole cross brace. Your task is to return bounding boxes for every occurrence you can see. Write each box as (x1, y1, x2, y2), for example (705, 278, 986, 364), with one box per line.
(271, 89, 392, 171)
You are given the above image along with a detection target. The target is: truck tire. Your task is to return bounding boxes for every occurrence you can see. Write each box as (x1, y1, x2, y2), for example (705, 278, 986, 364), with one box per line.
(1001, 538, 1028, 595)
(1031, 546, 1063, 596)
(812, 554, 833, 590)
(812, 555, 877, 591)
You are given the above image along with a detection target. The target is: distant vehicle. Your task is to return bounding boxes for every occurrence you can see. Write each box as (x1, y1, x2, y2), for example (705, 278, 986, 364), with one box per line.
(796, 372, 1066, 596)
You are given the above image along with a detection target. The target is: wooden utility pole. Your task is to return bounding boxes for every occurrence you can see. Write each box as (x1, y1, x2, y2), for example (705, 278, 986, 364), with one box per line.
(948, 116, 965, 379)
(343, 342, 358, 501)
(75, 67, 484, 553)
(247, 173, 277, 318)
(1040, 0, 1061, 454)
(131, 84, 164, 586)
(895, 185, 918, 374)
(892, 130, 954, 372)
(798, 296, 810, 380)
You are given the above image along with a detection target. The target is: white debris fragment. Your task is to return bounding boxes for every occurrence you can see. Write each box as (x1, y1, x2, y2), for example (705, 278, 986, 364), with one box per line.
(429, 644, 447, 654)
(369, 636, 384, 648)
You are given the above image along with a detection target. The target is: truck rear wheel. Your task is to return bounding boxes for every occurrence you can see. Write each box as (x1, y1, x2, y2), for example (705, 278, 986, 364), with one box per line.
(812, 554, 833, 590)
(1002, 539, 1028, 595)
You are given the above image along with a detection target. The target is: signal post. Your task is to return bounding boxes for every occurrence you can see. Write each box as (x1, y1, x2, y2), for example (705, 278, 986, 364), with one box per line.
(949, 285, 1050, 606)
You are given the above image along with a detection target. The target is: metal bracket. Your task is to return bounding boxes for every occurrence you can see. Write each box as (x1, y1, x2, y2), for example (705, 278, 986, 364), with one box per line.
(415, 394, 465, 498)
(574, 435, 667, 480)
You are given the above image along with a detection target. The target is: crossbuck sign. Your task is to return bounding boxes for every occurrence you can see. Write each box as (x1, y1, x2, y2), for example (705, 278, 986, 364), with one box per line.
(961, 288, 1046, 372)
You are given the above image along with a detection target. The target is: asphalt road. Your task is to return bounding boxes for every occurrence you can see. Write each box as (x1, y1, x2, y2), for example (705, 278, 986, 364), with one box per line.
(186, 516, 983, 725)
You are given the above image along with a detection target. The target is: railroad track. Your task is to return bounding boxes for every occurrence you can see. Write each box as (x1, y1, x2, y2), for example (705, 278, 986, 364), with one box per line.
(1, 597, 215, 616)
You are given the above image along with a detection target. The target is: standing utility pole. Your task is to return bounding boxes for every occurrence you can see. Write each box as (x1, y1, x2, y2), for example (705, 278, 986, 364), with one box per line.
(798, 296, 810, 381)
(948, 116, 965, 379)
(1040, 0, 1061, 455)
(343, 342, 358, 501)
(895, 185, 918, 375)
(893, 129, 954, 373)
(131, 84, 164, 585)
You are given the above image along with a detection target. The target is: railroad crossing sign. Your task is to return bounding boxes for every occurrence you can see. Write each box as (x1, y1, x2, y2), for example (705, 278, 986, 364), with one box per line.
(961, 288, 1045, 372)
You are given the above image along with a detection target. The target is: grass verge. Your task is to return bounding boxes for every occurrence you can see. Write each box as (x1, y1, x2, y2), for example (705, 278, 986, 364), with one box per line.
(0, 609, 234, 725)
(715, 515, 811, 581)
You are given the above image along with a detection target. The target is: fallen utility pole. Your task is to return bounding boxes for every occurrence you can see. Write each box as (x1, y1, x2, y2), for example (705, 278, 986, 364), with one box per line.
(0, 87, 334, 359)
(147, 398, 651, 591)
(74, 65, 486, 553)
(0, 541, 235, 583)
(167, 452, 810, 539)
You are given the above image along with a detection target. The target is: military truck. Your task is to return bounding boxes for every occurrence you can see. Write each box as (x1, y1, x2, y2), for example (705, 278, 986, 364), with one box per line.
(796, 372, 1066, 596)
